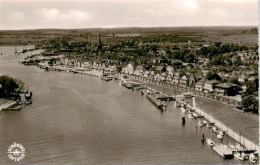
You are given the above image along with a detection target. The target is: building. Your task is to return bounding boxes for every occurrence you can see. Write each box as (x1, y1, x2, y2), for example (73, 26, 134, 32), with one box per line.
(203, 80, 219, 93)
(180, 75, 189, 87)
(122, 63, 134, 74)
(215, 83, 238, 96)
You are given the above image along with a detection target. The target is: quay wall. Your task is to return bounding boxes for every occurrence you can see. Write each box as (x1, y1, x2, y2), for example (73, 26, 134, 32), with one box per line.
(130, 75, 259, 151)
(182, 100, 259, 152)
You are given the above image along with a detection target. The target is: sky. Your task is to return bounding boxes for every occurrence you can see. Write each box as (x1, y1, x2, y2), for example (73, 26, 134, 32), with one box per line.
(0, 0, 258, 30)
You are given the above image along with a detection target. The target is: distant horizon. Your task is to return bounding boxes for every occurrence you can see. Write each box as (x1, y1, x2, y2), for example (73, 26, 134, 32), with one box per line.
(0, 25, 258, 31)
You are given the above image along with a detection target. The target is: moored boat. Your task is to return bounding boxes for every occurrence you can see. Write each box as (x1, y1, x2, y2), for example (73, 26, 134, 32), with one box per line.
(198, 120, 204, 127)
(249, 153, 257, 163)
(234, 151, 248, 161)
(188, 114, 194, 119)
(206, 138, 215, 147)
(212, 126, 218, 133)
(217, 133, 223, 140)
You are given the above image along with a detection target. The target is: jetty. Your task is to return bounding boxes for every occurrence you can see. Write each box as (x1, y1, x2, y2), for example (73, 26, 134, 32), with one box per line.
(177, 97, 259, 153)
(146, 94, 165, 111)
(213, 144, 234, 159)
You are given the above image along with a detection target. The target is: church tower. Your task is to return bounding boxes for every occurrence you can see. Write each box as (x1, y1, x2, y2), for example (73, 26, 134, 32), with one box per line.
(98, 33, 102, 50)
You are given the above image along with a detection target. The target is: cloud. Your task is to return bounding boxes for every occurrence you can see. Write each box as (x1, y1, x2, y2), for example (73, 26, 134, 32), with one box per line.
(0, 0, 257, 29)
(38, 8, 91, 22)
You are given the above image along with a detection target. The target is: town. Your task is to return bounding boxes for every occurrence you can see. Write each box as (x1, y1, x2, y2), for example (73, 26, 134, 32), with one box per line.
(20, 27, 258, 114)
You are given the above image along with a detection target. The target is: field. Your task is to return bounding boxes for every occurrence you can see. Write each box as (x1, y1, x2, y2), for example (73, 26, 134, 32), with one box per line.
(0, 26, 258, 46)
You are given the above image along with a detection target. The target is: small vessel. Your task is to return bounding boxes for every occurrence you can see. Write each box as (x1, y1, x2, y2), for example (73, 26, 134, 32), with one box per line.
(207, 123, 212, 128)
(203, 120, 208, 124)
(218, 131, 224, 136)
(249, 153, 257, 163)
(213, 126, 218, 133)
(182, 116, 185, 124)
(188, 114, 194, 119)
(198, 120, 203, 127)
(192, 113, 199, 118)
(217, 133, 223, 140)
(201, 133, 205, 142)
(228, 142, 236, 149)
(206, 138, 215, 147)
(180, 107, 186, 113)
(234, 151, 248, 161)
(235, 143, 244, 151)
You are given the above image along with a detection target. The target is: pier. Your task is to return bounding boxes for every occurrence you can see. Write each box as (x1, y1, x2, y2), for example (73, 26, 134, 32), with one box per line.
(213, 144, 233, 159)
(146, 94, 165, 111)
(177, 97, 259, 152)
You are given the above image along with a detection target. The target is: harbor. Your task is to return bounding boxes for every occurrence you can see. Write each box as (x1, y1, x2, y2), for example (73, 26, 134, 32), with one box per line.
(118, 76, 259, 162)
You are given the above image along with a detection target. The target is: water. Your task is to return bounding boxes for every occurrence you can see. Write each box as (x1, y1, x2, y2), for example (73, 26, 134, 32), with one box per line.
(0, 46, 242, 164)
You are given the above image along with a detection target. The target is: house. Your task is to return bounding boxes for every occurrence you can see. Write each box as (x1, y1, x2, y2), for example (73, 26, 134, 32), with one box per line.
(134, 65, 144, 76)
(195, 78, 205, 91)
(161, 73, 166, 81)
(154, 74, 161, 81)
(215, 83, 238, 96)
(166, 74, 173, 82)
(238, 73, 248, 83)
(203, 80, 219, 93)
(172, 73, 180, 85)
(122, 63, 134, 74)
(180, 75, 189, 87)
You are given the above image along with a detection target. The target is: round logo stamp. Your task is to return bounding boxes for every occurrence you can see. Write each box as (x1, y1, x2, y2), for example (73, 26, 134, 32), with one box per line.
(7, 142, 26, 162)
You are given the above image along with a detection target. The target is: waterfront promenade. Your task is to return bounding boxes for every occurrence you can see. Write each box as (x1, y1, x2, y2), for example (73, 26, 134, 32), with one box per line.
(128, 76, 259, 151)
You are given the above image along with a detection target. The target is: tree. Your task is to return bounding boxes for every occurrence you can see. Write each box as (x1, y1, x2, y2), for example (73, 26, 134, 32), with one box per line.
(184, 53, 197, 63)
(206, 72, 221, 81)
(244, 84, 256, 96)
(0, 75, 19, 97)
(242, 95, 258, 113)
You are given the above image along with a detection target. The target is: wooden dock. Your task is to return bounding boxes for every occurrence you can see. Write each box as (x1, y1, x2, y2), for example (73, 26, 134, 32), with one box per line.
(213, 144, 234, 159)
(146, 94, 164, 110)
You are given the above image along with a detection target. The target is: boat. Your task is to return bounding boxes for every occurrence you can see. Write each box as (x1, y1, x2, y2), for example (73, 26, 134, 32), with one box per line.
(207, 123, 212, 128)
(212, 126, 218, 133)
(203, 120, 208, 124)
(234, 151, 248, 161)
(188, 114, 194, 119)
(217, 133, 223, 140)
(198, 120, 204, 127)
(192, 113, 199, 118)
(235, 143, 244, 151)
(249, 153, 257, 163)
(180, 107, 186, 113)
(201, 133, 205, 142)
(206, 138, 215, 147)
(218, 131, 224, 136)
(228, 142, 236, 149)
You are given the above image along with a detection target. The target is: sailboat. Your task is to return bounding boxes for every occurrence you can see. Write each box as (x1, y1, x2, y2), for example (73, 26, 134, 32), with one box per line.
(206, 138, 215, 147)
(228, 142, 236, 149)
(212, 126, 218, 133)
(15, 45, 18, 54)
(188, 113, 194, 119)
(198, 120, 203, 127)
(217, 133, 223, 140)
(234, 151, 248, 161)
(249, 153, 257, 163)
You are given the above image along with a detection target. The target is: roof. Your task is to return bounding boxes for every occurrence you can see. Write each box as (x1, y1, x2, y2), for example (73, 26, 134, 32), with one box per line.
(215, 83, 237, 89)
(205, 80, 219, 84)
